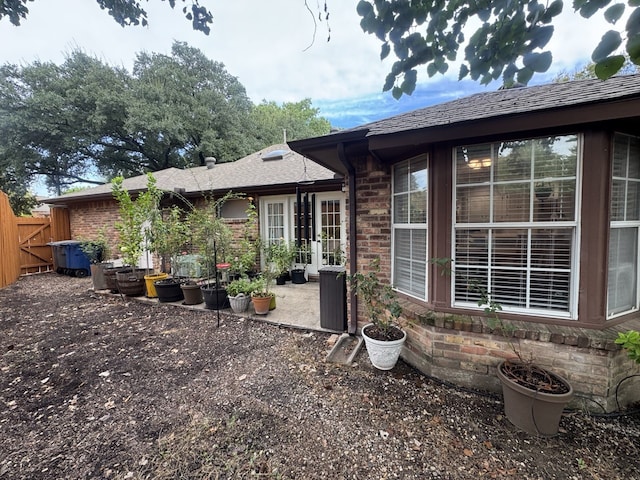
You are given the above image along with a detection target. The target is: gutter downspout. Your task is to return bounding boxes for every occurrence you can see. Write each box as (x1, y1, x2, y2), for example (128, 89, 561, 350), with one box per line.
(337, 142, 358, 335)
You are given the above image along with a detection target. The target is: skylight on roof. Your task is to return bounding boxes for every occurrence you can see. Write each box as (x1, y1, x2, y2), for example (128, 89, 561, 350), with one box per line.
(261, 149, 290, 161)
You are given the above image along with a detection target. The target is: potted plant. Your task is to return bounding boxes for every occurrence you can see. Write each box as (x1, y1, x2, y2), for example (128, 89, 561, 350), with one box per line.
(290, 241, 310, 284)
(79, 228, 112, 290)
(479, 286, 574, 436)
(265, 239, 296, 285)
(188, 195, 233, 310)
(229, 201, 260, 279)
(111, 173, 162, 296)
(147, 205, 190, 301)
(429, 256, 575, 436)
(226, 277, 256, 313)
(345, 257, 406, 370)
(250, 276, 273, 315)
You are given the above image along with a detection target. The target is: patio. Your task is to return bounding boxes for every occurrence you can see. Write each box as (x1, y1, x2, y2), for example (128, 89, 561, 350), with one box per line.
(126, 280, 342, 333)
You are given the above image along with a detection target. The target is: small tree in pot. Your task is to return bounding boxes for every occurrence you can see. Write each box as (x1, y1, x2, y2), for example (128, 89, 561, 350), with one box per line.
(188, 194, 233, 310)
(265, 239, 296, 284)
(345, 257, 406, 370)
(111, 173, 162, 296)
(147, 205, 190, 301)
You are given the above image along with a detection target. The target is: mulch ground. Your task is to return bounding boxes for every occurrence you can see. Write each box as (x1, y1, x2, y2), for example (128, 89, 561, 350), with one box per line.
(1, 273, 639, 479)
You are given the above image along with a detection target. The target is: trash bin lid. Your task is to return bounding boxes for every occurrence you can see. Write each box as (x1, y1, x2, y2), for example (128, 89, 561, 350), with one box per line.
(47, 240, 82, 246)
(319, 266, 346, 273)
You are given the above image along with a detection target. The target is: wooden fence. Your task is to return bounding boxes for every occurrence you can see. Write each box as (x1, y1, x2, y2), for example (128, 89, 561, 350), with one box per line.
(0, 192, 21, 288)
(0, 192, 71, 288)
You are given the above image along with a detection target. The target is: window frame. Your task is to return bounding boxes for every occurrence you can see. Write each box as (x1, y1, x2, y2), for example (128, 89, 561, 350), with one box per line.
(607, 132, 640, 319)
(391, 154, 429, 301)
(451, 134, 583, 319)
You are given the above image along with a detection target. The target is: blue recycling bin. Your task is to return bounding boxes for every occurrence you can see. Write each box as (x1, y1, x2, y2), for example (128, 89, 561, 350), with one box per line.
(48, 240, 91, 277)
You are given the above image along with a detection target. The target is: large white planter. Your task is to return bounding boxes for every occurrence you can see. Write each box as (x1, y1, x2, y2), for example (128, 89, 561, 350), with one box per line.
(229, 293, 251, 313)
(361, 323, 406, 370)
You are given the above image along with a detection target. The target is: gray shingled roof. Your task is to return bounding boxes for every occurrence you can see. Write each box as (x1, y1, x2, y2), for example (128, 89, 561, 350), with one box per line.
(47, 144, 339, 203)
(341, 74, 640, 137)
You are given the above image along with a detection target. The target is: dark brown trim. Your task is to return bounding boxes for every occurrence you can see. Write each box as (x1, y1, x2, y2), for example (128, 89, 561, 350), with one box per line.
(430, 145, 453, 308)
(579, 131, 612, 327)
(337, 142, 359, 335)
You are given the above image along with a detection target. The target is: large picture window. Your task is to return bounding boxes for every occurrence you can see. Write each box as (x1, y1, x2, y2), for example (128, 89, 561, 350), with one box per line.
(392, 155, 428, 299)
(453, 135, 580, 317)
(608, 133, 640, 318)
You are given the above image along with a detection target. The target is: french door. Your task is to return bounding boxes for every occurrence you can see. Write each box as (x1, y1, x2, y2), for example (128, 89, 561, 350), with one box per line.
(261, 192, 345, 276)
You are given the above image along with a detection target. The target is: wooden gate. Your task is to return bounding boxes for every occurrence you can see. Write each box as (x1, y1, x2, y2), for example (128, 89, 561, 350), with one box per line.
(18, 217, 54, 275)
(0, 191, 72, 287)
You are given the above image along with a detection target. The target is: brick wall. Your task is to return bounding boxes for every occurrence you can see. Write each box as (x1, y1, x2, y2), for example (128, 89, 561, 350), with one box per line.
(69, 200, 121, 261)
(347, 154, 640, 412)
(67, 198, 261, 270)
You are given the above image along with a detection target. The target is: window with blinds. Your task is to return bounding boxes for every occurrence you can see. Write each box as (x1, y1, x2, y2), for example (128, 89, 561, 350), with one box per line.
(392, 155, 428, 299)
(608, 133, 640, 318)
(453, 135, 579, 318)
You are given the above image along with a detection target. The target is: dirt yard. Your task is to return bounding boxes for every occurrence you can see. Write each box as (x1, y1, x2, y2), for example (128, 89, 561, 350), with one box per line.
(1, 273, 639, 479)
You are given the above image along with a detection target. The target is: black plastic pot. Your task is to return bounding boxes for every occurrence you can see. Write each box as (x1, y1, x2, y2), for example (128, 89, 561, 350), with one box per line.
(154, 278, 184, 303)
(291, 269, 306, 284)
(201, 283, 229, 310)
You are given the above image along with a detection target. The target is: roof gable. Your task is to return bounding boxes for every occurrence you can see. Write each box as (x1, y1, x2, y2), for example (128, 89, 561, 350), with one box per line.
(46, 144, 340, 204)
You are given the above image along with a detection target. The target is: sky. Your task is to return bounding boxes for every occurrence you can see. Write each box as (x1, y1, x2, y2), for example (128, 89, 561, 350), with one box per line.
(0, 0, 623, 129)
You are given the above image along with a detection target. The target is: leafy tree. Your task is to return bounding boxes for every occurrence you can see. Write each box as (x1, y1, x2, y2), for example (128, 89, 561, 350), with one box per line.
(250, 99, 331, 145)
(0, 42, 262, 194)
(96, 41, 257, 177)
(0, 159, 36, 215)
(357, 0, 640, 98)
(1, 0, 213, 34)
(0, 52, 127, 194)
(554, 58, 639, 82)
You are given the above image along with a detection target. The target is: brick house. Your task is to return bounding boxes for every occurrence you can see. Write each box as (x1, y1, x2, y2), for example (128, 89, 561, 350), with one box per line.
(45, 144, 346, 277)
(289, 75, 640, 411)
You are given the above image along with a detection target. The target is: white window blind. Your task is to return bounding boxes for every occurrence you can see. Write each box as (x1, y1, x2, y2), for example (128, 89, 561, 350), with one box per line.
(608, 133, 640, 318)
(453, 135, 579, 317)
(392, 156, 428, 299)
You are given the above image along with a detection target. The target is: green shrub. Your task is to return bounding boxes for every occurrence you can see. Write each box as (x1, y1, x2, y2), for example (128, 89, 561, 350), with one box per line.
(615, 330, 640, 364)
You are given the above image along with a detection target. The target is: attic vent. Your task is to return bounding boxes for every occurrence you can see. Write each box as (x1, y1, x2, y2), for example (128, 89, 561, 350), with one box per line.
(261, 149, 290, 161)
(205, 157, 216, 169)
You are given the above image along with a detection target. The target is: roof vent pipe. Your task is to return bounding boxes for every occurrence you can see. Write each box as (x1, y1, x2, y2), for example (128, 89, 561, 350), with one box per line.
(205, 157, 216, 169)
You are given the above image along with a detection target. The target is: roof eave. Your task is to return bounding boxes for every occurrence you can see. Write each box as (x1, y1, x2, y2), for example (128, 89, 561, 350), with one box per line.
(288, 129, 369, 175)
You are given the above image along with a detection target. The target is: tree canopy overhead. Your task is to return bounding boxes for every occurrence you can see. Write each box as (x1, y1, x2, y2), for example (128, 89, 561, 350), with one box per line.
(357, 0, 640, 98)
(1, 0, 213, 34)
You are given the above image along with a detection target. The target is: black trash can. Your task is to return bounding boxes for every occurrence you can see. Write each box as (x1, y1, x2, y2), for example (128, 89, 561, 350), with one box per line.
(319, 266, 347, 331)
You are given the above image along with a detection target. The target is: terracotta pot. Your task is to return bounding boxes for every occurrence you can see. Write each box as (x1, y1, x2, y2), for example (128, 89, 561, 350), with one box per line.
(497, 360, 574, 436)
(251, 294, 273, 315)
